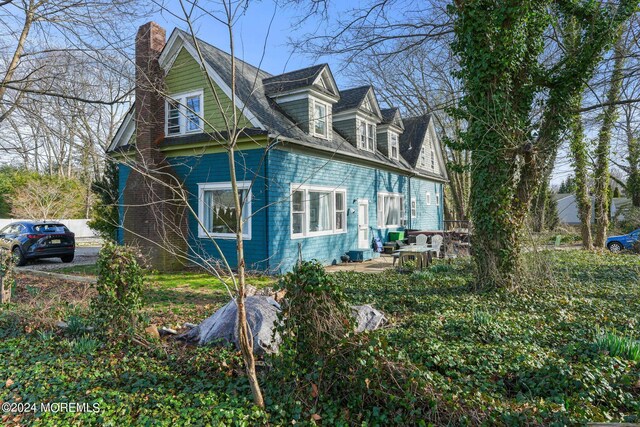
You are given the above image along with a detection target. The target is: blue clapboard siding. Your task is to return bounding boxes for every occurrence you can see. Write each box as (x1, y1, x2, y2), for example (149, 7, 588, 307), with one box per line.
(165, 150, 268, 271)
(118, 147, 444, 273)
(409, 178, 443, 231)
(265, 147, 444, 273)
(117, 164, 131, 245)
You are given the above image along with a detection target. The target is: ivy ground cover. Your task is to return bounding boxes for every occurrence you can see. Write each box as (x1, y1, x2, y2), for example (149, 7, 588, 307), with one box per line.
(0, 250, 638, 425)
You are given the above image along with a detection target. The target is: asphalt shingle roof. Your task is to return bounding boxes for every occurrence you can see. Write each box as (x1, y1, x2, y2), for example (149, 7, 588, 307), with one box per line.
(147, 30, 447, 182)
(399, 114, 431, 168)
(333, 86, 371, 113)
(262, 64, 327, 95)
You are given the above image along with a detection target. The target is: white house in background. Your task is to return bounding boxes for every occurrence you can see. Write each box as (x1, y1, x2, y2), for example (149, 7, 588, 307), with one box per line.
(553, 193, 595, 225)
(553, 194, 631, 225)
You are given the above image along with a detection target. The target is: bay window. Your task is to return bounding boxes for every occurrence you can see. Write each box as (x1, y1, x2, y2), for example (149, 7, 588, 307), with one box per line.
(291, 185, 347, 238)
(166, 90, 204, 136)
(198, 181, 251, 239)
(377, 192, 404, 228)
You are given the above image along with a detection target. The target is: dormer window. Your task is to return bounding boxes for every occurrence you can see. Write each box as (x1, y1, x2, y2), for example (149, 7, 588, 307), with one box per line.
(357, 120, 376, 152)
(166, 90, 204, 136)
(312, 100, 329, 138)
(389, 132, 399, 160)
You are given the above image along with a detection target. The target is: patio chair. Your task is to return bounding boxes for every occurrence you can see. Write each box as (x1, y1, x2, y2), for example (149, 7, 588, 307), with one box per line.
(392, 240, 409, 266)
(415, 234, 428, 246)
(426, 234, 443, 258)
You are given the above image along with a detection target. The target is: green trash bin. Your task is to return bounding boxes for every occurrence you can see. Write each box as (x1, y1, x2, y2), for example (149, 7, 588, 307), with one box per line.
(388, 231, 405, 242)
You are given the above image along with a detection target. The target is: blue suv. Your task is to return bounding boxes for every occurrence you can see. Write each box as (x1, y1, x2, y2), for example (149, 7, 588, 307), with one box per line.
(0, 221, 75, 266)
(606, 228, 640, 253)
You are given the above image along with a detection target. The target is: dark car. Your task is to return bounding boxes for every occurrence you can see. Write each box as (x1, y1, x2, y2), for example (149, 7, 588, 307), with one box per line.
(0, 221, 75, 266)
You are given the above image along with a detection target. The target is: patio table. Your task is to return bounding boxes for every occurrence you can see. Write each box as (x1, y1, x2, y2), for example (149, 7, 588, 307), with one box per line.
(396, 245, 433, 269)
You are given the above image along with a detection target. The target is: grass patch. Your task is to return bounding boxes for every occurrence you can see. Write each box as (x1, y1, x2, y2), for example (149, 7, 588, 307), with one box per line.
(1, 250, 638, 425)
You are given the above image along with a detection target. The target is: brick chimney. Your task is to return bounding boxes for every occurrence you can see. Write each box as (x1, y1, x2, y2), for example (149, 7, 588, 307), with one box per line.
(122, 22, 187, 271)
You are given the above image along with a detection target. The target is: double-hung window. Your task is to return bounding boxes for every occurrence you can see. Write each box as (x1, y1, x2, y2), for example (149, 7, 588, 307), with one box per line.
(166, 90, 204, 136)
(419, 148, 428, 168)
(291, 185, 347, 238)
(198, 181, 251, 239)
(426, 192, 431, 205)
(312, 100, 329, 138)
(358, 120, 376, 152)
(389, 132, 399, 160)
(377, 193, 404, 228)
(410, 197, 417, 218)
(367, 123, 375, 151)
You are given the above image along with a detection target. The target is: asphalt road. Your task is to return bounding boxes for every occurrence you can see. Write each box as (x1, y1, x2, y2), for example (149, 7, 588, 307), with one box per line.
(16, 245, 100, 271)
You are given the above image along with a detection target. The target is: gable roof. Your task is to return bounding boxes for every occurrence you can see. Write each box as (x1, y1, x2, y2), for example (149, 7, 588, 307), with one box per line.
(262, 64, 339, 99)
(380, 107, 404, 131)
(110, 28, 448, 182)
(398, 114, 448, 180)
(399, 114, 431, 167)
(333, 85, 382, 120)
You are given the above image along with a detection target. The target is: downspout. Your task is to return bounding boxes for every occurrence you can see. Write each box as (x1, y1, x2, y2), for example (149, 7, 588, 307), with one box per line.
(264, 143, 270, 273)
(408, 175, 412, 229)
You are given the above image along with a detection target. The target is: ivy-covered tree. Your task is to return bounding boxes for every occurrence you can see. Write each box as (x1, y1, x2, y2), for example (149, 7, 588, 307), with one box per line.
(594, 28, 627, 247)
(450, 0, 637, 288)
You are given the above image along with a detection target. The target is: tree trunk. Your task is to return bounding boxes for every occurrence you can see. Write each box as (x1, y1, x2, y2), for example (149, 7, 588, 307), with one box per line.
(627, 131, 640, 207)
(469, 148, 523, 289)
(569, 95, 593, 250)
(594, 30, 626, 247)
(227, 144, 265, 409)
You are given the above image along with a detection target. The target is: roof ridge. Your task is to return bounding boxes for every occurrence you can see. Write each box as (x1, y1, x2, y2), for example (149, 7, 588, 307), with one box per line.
(263, 63, 327, 81)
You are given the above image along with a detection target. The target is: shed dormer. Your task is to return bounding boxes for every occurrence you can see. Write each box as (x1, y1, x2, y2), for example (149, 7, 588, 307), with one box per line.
(263, 64, 339, 139)
(377, 108, 404, 160)
(332, 86, 382, 152)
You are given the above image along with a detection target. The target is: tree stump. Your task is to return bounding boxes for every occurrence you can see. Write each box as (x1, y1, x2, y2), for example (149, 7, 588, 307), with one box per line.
(0, 274, 11, 304)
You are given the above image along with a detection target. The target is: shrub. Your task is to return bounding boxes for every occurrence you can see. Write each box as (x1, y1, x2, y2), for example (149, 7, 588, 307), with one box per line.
(268, 261, 453, 425)
(91, 241, 147, 337)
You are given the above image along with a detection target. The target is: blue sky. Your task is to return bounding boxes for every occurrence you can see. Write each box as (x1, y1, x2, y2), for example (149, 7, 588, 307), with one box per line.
(148, 0, 352, 85)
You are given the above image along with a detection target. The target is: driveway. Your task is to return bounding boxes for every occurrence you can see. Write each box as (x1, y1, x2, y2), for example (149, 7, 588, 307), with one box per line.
(16, 245, 100, 271)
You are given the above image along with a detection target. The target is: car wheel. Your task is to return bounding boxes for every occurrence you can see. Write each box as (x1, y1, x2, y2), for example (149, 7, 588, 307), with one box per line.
(12, 246, 26, 266)
(608, 242, 623, 253)
(60, 254, 74, 263)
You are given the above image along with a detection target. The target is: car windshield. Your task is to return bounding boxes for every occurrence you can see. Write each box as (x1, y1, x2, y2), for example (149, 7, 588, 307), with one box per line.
(33, 224, 68, 233)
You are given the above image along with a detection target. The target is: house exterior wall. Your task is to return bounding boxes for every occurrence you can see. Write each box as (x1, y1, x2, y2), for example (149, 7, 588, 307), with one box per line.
(118, 144, 444, 273)
(265, 147, 443, 273)
(333, 118, 357, 145)
(164, 149, 269, 271)
(277, 98, 310, 133)
(165, 47, 252, 131)
(376, 130, 389, 156)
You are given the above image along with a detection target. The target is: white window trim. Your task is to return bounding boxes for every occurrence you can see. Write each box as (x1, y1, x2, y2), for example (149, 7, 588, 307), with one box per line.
(290, 184, 347, 239)
(426, 192, 432, 206)
(310, 98, 331, 140)
(357, 119, 376, 153)
(377, 191, 405, 229)
(197, 181, 252, 240)
(389, 131, 399, 160)
(411, 197, 417, 218)
(165, 89, 204, 136)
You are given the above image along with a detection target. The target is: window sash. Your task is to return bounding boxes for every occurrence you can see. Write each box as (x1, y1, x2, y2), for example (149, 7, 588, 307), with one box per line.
(290, 186, 347, 238)
(314, 103, 327, 136)
(166, 91, 203, 136)
(198, 182, 251, 239)
(426, 192, 431, 205)
(411, 198, 417, 218)
(377, 193, 404, 228)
